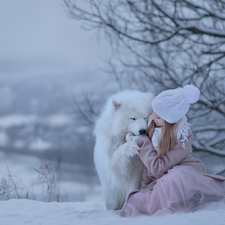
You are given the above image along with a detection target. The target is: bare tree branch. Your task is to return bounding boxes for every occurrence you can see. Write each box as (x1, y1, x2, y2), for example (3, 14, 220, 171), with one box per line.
(63, 0, 225, 159)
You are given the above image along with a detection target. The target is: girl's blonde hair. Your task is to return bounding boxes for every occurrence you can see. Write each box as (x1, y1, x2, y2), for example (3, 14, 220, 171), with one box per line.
(147, 119, 178, 158)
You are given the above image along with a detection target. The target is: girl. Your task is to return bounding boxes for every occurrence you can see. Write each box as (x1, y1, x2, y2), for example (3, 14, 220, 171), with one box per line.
(120, 85, 225, 217)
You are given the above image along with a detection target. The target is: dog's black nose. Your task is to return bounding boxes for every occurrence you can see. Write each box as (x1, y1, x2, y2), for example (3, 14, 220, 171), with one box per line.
(139, 129, 146, 135)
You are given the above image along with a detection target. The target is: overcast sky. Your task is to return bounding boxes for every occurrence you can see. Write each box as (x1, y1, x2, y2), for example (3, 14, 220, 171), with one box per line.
(0, 0, 111, 83)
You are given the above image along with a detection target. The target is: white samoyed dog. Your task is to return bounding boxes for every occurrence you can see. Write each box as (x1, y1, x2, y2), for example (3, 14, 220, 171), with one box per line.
(94, 90, 154, 210)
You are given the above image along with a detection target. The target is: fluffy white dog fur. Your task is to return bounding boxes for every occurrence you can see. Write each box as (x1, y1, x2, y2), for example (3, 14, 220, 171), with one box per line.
(94, 90, 154, 210)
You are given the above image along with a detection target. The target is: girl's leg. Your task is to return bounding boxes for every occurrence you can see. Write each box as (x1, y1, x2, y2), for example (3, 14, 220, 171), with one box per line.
(121, 166, 225, 217)
(120, 189, 161, 217)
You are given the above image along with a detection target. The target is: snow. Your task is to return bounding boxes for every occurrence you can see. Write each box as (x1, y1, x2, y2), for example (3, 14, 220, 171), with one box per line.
(1, 152, 225, 224)
(0, 152, 101, 202)
(0, 114, 72, 128)
(0, 131, 8, 145)
(1, 149, 225, 224)
(45, 114, 72, 127)
(0, 114, 37, 128)
(0, 199, 225, 225)
(1, 154, 225, 224)
(0, 113, 91, 151)
(76, 125, 89, 134)
(29, 138, 52, 151)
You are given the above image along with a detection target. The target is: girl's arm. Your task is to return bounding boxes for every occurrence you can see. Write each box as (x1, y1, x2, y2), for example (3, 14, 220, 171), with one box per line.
(140, 166, 154, 189)
(137, 131, 192, 178)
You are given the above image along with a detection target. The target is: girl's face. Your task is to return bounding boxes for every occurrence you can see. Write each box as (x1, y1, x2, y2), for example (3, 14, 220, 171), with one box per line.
(153, 112, 165, 127)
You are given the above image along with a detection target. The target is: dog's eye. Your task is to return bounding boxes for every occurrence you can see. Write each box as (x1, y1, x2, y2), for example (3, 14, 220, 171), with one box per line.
(144, 117, 148, 120)
(130, 118, 136, 121)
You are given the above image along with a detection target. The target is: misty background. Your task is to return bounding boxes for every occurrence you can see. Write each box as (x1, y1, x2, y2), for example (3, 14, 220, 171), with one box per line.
(0, 0, 119, 201)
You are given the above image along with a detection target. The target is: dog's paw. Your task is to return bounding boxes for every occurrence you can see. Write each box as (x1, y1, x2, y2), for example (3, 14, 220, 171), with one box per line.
(123, 141, 140, 157)
(126, 133, 139, 142)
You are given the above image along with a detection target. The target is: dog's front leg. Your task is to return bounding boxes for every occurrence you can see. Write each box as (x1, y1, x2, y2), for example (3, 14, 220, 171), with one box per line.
(110, 141, 140, 178)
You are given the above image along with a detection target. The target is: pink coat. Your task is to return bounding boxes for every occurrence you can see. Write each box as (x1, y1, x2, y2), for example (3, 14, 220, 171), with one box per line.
(137, 131, 225, 191)
(120, 131, 225, 217)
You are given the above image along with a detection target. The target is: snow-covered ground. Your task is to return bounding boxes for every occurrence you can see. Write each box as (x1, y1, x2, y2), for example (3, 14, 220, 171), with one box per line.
(1, 148, 225, 224)
(0, 198, 225, 225)
(1, 128, 225, 225)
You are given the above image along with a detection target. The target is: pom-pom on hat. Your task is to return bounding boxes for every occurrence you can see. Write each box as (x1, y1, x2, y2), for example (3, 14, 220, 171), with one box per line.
(151, 85, 200, 124)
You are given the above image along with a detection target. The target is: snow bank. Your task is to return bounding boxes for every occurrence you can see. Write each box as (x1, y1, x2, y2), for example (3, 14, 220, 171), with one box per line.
(0, 199, 225, 225)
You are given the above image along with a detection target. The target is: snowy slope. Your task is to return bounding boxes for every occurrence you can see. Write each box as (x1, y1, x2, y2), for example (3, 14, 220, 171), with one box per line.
(0, 199, 225, 225)
(0, 152, 225, 224)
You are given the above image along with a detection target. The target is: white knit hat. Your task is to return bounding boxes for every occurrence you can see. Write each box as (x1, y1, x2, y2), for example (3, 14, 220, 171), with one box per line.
(151, 85, 200, 124)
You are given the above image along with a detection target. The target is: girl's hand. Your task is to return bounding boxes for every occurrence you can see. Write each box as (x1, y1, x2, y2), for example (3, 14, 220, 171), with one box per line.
(137, 134, 151, 148)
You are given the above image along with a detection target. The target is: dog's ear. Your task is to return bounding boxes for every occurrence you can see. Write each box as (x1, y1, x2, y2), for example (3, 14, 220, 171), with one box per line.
(113, 101, 121, 110)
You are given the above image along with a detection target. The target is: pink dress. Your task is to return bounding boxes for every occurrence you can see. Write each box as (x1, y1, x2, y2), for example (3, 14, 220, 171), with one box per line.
(120, 132, 225, 217)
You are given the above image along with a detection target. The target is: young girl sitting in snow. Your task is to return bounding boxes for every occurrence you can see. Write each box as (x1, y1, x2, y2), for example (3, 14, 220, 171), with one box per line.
(120, 85, 225, 217)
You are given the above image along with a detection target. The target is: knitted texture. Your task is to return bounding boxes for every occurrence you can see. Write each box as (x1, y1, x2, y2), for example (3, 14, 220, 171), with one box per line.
(151, 85, 200, 123)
